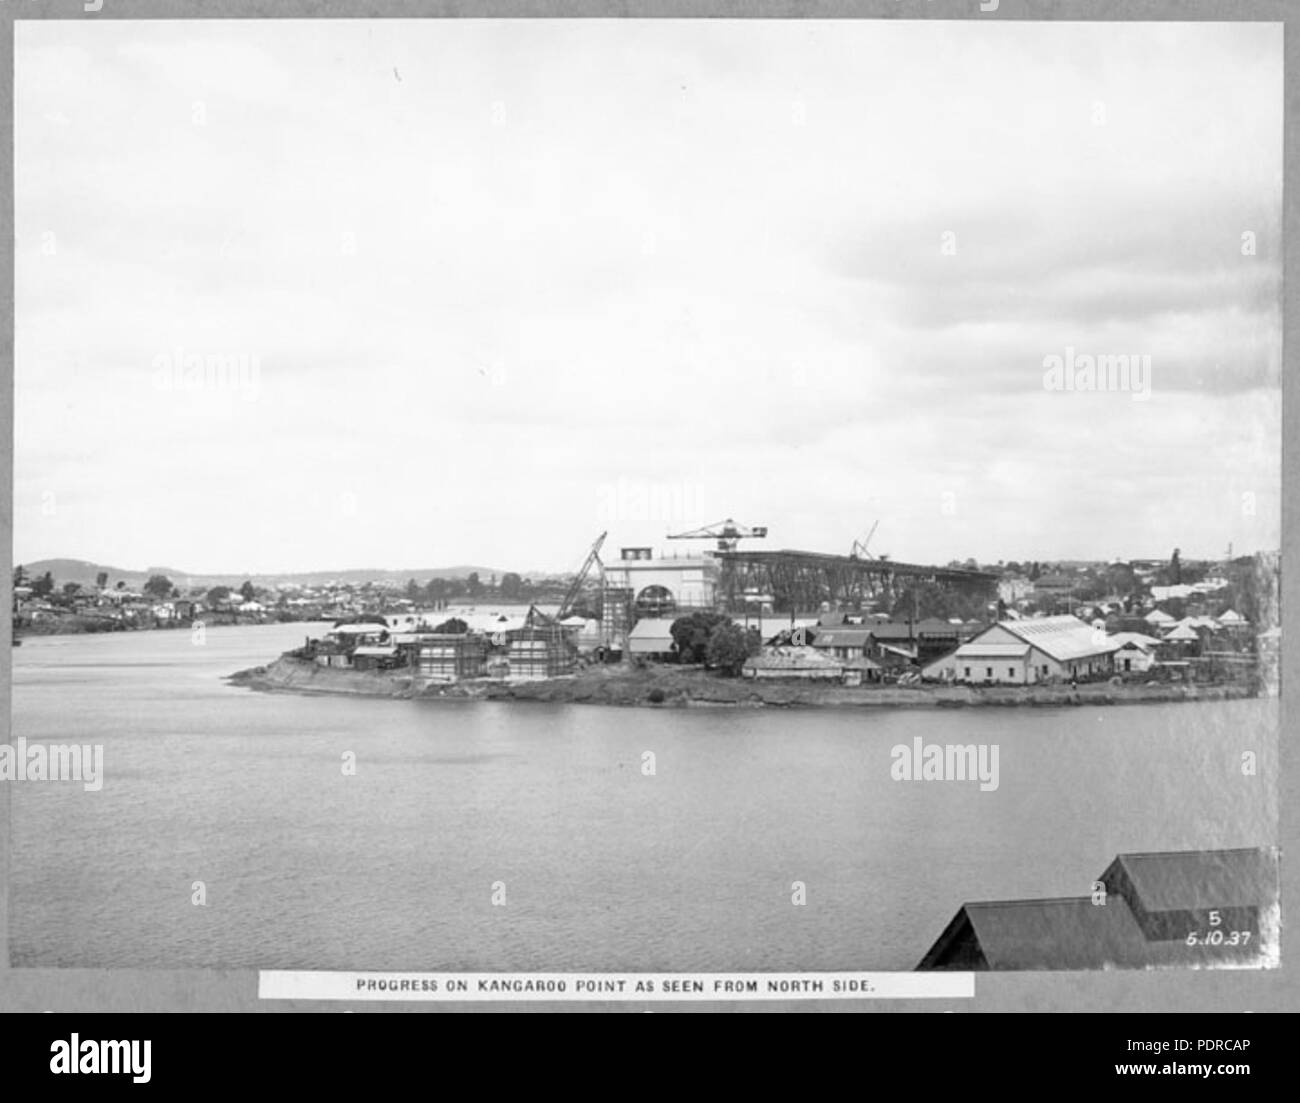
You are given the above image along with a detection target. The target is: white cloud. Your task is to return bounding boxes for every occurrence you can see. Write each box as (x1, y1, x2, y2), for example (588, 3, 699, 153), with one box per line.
(14, 19, 1282, 572)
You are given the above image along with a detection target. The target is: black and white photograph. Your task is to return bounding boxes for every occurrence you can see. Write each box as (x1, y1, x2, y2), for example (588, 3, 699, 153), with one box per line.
(3, 9, 1289, 1020)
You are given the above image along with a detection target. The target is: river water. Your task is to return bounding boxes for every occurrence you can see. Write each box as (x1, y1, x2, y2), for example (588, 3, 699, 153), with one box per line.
(7, 624, 1278, 970)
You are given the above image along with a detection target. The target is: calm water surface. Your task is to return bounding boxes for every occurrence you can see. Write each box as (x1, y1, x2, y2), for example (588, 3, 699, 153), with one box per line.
(8, 624, 1278, 970)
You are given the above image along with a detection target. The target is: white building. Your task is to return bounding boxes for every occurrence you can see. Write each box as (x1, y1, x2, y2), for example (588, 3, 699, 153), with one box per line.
(1109, 632, 1162, 674)
(923, 615, 1120, 685)
(997, 576, 1034, 604)
(602, 546, 720, 617)
(1150, 584, 1197, 602)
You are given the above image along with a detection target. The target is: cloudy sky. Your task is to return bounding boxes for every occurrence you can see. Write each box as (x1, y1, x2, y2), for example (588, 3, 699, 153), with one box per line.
(14, 19, 1281, 575)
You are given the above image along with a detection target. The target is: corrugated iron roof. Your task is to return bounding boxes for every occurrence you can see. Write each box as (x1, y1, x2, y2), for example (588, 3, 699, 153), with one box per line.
(745, 650, 843, 671)
(923, 893, 1265, 971)
(996, 616, 1119, 662)
(628, 619, 675, 642)
(952, 642, 1030, 659)
(867, 622, 921, 641)
(919, 847, 1278, 970)
(1110, 631, 1162, 650)
(959, 897, 1155, 969)
(1103, 847, 1278, 913)
(811, 628, 872, 648)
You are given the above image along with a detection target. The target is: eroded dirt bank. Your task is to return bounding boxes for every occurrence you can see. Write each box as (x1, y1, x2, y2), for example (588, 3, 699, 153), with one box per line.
(226, 656, 1257, 709)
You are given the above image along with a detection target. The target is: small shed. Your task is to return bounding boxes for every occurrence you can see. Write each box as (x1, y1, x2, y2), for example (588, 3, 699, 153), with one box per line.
(1109, 632, 1161, 674)
(811, 627, 872, 659)
(351, 645, 399, 672)
(840, 656, 883, 686)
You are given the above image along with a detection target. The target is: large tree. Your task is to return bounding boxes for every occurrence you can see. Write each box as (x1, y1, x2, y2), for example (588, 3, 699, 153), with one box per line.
(706, 622, 761, 677)
(669, 611, 730, 664)
(467, 572, 484, 599)
(96, 570, 109, 590)
(1103, 562, 1138, 598)
(239, 579, 257, 603)
(144, 574, 175, 600)
(206, 585, 232, 605)
(32, 571, 55, 597)
(500, 572, 523, 601)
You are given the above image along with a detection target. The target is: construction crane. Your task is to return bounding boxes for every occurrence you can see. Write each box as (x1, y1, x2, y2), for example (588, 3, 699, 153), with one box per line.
(666, 518, 768, 554)
(851, 520, 880, 559)
(556, 532, 607, 621)
(851, 520, 888, 561)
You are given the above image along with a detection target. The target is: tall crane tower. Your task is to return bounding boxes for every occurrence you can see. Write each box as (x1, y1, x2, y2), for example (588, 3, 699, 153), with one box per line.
(556, 532, 607, 621)
(851, 520, 880, 560)
(666, 518, 768, 554)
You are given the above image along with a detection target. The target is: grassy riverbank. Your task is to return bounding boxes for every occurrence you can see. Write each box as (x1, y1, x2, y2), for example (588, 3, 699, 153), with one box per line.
(226, 655, 1259, 709)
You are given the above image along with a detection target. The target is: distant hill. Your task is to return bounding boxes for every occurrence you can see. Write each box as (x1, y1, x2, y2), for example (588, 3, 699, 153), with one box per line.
(16, 559, 517, 590)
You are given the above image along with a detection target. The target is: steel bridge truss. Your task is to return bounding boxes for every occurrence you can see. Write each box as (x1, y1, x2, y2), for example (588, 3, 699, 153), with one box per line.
(716, 549, 998, 615)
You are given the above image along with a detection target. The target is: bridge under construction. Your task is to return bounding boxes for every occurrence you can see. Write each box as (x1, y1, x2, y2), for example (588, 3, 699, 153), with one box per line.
(715, 549, 998, 615)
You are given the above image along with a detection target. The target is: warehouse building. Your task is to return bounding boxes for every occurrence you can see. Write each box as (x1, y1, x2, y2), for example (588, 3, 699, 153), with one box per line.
(922, 615, 1119, 684)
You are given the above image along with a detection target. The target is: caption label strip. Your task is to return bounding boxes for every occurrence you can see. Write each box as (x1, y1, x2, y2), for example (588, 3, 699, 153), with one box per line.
(259, 971, 974, 1002)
